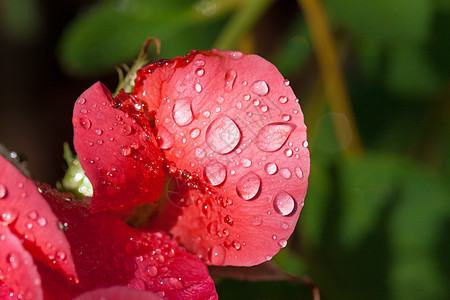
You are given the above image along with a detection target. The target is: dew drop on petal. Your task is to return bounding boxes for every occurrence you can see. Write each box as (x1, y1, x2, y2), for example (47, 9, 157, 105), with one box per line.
(194, 59, 205, 67)
(79, 118, 91, 129)
(251, 80, 269, 96)
(120, 145, 132, 157)
(278, 96, 288, 104)
(255, 123, 296, 152)
(173, 99, 194, 126)
(303, 141, 309, 148)
(295, 166, 303, 179)
(279, 168, 292, 179)
(241, 158, 252, 167)
(226, 51, 244, 60)
(209, 245, 226, 265)
(122, 124, 132, 136)
(195, 68, 205, 77)
(204, 161, 227, 186)
(282, 114, 291, 121)
(252, 215, 262, 226)
(273, 192, 296, 216)
(278, 239, 287, 248)
(7, 252, 20, 270)
(0, 184, 7, 199)
(95, 129, 103, 136)
(236, 172, 261, 200)
(206, 115, 241, 154)
(195, 147, 206, 159)
(194, 83, 203, 93)
(283, 79, 290, 86)
(76, 97, 86, 105)
(157, 126, 175, 149)
(189, 128, 201, 139)
(224, 69, 237, 92)
(37, 217, 47, 227)
(284, 149, 293, 157)
(265, 162, 278, 175)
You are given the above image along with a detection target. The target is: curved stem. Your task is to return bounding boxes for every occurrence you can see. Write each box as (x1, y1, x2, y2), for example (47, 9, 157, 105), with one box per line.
(297, 0, 362, 157)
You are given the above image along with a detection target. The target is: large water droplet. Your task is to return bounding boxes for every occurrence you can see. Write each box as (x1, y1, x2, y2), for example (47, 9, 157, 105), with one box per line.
(236, 172, 261, 200)
(265, 162, 278, 175)
(206, 115, 241, 154)
(145, 265, 158, 277)
(204, 161, 227, 186)
(194, 83, 203, 93)
(226, 50, 244, 60)
(209, 245, 226, 265)
(79, 118, 91, 129)
(295, 166, 303, 179)
(195, 68, 205, 77)
(278, 96, 288, 104)
(255, 123, 296, 152)
(173, 99, 193, 126)
(156, 126, 175, 149)
(241, 158, 252, 167)
(279, 168, 292, 179)
(189, 128, 201, 139)
(278, 239, 287, 248)
(120, 145, 132, 157)
(76, 97, 86, 105)
(251, 80, 269, 96)
(94, 129, 103, 136)
(122, 124, 133, 136)
(0, 184, 7, 199)
(273, 192, 296, 216)
(224, 69, 237, 92)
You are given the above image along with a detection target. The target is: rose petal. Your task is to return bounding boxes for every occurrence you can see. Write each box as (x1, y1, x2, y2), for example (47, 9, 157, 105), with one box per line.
(73, 286, 163, 300)
(73, 82, 165, 213)
(0, 155, 78, 281)
(38, 186, 218, 300)
(134, 50, 310, 266)
(0, 225, 43, 300)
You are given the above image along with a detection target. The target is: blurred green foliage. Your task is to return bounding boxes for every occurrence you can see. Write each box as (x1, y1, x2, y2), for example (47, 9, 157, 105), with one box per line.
(2, 0, 449, 299)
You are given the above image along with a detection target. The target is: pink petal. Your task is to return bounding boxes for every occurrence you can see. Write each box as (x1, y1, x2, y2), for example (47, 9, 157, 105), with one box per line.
(0, 225, 43, 300)
(0, 155, 78, 281)
(73, 286, 163, 300)
(72, 82, 165, 213)
(134, 50, 310, 266)
(38, 186, 218, 300)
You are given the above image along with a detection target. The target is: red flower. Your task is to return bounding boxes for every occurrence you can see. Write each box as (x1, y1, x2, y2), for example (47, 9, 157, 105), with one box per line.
(73, 49, 310, 266)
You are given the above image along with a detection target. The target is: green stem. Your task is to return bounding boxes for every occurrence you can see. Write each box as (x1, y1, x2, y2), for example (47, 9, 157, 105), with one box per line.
(213, 0, 275, 49)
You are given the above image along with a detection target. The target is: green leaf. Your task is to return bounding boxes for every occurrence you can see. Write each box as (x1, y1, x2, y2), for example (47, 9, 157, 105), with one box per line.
(58, 0, 232, 76)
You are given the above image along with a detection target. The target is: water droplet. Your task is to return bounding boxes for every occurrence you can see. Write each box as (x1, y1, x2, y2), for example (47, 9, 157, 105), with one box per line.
(80, 108, 88, 114)
(189, 128, 201, 139)
(121, 145, 132, 157)
(284, 149, 293, 157)
(7, 252, 20, 270)
(243, 94, 251, 101)
(272, 234, 277, 240)
(203, 110, 211, 118)
(278, 239, 287, 248)
(283, 79, 290, 86)
(260, 105, 268, 113)
(236, 172, 261, 200)
(27, 211, 38, 220)
(280, 168, 292, 179)
(232, 240, 241, 250)
(122, 124, 132, 135)
(273, 192, 296, 216)
(206, 115, 241, 154)
(241, 158, 252, 167)
(226, 50, 244, 60)
(194, 83, 203, 93)
(264, 163, 278, 175)
(204, 161, 227, 186)
(173, 99, 193, 126)
(295, 166, 303, 179)
(209, 245, 226, 265)
(76, 97, 86, 105)
(56, 250, 66, 261)
(195, 67, 205, 77)
(236, 102, 242, 109)
(0, 184, 7, 199)
(253, 99, 260, 106)
(145, 265, 158, 277)
(195, 147, 206, 158)
(216, 96, 224, 104)
(156, 125, 175, 149)
(94, 129, 103, 136)
(194, 59, 205, 67)
(241, 80, 248, 86)
(282, 114, 291, 121)
(303, 141, 309, 148)
(251, 80, 269, 96)
(278, 96, 288, 104)
(224, 69, 237, 92)
(281, 222, 289, 230)
(79, 118, 91, 129)
(224, 215, 234, 226)
(255, 123, 296, 152)
(1, 210, 18, 225)
(252, 215, 262, 226)
(97, 139, 104, 145)
(37, 217, 47, 227)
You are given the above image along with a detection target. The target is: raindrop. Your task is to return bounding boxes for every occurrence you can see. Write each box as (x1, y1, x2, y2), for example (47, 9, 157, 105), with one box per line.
(206, 115, 241, 154)
(278, 96, 288, 104)
(252, 215, 262, 226)
(241, 158, 252, 167)
(27, 211, 38, 220)
(251, 80, 269, 96)
(243, 94, 251, 101)
(224, 69, 237, 92)
(0, 184, 7, 199)
(273, 192, 296, 216)
(94, 129, 103, 136)
(236, 102, 242, 109)
(224, 215, 234, 226)
(226, 51, 244, 60)
(173, 99, 194, 126)
(120, 145, 132, 157)
(278, 239, 287, 248)
(194, 59, 206, 67)
(284, 149, 293, 157)
(281, 222, 289, 230)
(209, 245, 226, 265)
(37, 217, 47, 227)
(1, 210, 18, 225)
(260, 105, 268, 113)
(303, 141, 309, 148)
(122, 124, 132, 135)
(232, 240, 241, 250)
(204, 161, 227, 186)
(97, 139, 104, 145)
(242, 80, 248, 86)
(76, 97, 86, 105)
(295, 166, 303, 179)
(264, 163, 277, 175)
(79, 118, 91, 129)
(279, 168, 292, 179)
(203, 110, 211, 118)
(195, 68, 205, 77)
(282, 114, 291, 121)
(207, 221, 218, 235)
(216, 96, 224, 104)
(80, 108, 88, 114)
(194, 83, 203, 93)
(272, 235, 277, 240)
(255, 123, 296, 152)
(156, 126, 175, 149)
(190, 128, 201, 139)
(236, 172, 261, 200)
(253, 99, 260, 106)
(283, 79, 290, 86)
(195, 148, 206, 158)
(56, 250, 66, 261)
(7, 252, 20, 270)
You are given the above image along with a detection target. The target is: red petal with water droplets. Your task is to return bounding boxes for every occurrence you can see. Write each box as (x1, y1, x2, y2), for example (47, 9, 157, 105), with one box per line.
(134, 50, 310, 266)
(73, 82, 165, 213)
(0, 225, 43, 300)
(73, 286, 163, 300)
(0, 155, 78, 281)
(38, 186, 218, 300)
